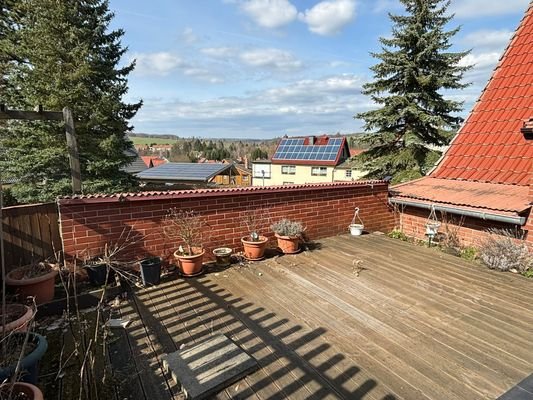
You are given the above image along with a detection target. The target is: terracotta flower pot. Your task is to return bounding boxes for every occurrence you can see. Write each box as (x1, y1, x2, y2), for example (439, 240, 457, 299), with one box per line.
(0, 304, 33, 333)
(241, 236, 269, 260)
(275, 234, 300, 254)
(0, 382, 44, 400)
(174, 249, 205, 276)
(6, 265, 58, 305)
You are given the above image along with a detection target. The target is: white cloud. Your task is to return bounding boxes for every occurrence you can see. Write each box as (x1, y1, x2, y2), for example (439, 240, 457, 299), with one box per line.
(460, 52, 501, 71)
(239, 48, 302, 70)
(181, 27, 199, 44)
(132, 74, 370, 137)
(132, 52, 224, 82)
(200, 47, 237, 59)
(298, 0, 356, 36)
(133, 52, 185, 76)
(241, 0, 298, 28)
(462, 30, 513, 51)
(451, 0, 529, 18)
(372, 0, 401, 13)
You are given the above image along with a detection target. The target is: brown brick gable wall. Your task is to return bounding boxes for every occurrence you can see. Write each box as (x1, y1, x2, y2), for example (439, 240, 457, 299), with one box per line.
(57, 183, 394, 264)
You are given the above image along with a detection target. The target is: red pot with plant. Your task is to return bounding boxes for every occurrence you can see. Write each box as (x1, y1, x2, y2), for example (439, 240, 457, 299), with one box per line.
(271, 219, 305, 254)
(0, 304, 33, 334)
(6, 262, 58, 304)
(240, 207, 270, 260)
(164, 209, 206, 277)
(0, 382, 44, 400)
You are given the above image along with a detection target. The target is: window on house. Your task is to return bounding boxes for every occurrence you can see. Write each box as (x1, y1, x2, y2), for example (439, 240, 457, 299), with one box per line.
(345, 169, 352, 178)
(281, 165, 296, 175)
(243, 175, 249, 182)
(283, 182, 294, 185)
(311, 166, 327, 176)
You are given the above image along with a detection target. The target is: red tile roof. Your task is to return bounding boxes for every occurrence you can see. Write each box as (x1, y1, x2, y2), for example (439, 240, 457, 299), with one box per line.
(431, 3, 533, 186)
(141, 156, 168, 168)
(349, 148, 365, 157)
(391, 177, 530, 215)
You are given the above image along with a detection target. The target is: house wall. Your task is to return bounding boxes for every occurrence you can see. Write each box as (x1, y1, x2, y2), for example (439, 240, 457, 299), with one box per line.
(58, 182, 394, 264)
(333, 168, 366, 182)
(259, 164, 335, 186)
(397, 206, 526, 248)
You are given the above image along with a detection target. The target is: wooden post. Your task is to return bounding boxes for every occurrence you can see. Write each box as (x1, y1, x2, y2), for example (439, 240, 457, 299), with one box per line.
(63, 107, 82, 193)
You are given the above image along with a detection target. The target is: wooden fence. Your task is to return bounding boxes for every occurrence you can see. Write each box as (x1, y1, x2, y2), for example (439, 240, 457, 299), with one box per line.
(1, 202, 61, 269)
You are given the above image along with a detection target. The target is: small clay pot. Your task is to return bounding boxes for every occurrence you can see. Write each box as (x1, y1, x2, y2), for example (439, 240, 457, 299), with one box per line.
(241, 236, 269, 260)
(0, 382, 44, 400)
(213, 248, 232, 267)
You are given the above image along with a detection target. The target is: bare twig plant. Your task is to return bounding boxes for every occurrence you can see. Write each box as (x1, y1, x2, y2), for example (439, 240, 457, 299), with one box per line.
(163, 209, 206, 255)
(240, 206, 270, 241)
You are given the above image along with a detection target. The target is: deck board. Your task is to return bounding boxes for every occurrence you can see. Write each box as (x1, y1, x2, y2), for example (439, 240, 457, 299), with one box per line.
(121, 234, 533, 399)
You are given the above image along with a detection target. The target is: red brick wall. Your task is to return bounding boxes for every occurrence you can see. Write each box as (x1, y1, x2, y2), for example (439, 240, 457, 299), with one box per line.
(398, 206, 524, 248)
(58, 182, 393, 264)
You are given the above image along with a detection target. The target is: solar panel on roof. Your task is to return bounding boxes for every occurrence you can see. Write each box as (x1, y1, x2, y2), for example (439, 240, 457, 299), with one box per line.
(136, 162, 230, 182)
(273, 137, 344, 163)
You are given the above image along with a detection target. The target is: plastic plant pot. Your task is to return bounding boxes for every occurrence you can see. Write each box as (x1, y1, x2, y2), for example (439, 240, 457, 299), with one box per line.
(213, 248, 232, 267)
(0, 333, 48, 385)
(349, 224, 364, 236)
(84, 262, 115, 286)
(139, 257, 162, 286)
(6, 266, 58, 305)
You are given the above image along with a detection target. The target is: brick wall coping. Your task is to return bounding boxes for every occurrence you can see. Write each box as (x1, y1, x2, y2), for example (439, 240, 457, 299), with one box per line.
(57, 181, 387, 205)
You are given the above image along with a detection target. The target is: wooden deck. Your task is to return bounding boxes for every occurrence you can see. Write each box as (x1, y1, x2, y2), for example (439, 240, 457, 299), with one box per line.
(111, 234, 533, 400)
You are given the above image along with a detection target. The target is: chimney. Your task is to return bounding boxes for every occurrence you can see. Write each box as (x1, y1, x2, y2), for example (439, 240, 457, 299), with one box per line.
(309, 136, 315, 145)
(521, 118, 533, 139)
(244, 155, 249, 169)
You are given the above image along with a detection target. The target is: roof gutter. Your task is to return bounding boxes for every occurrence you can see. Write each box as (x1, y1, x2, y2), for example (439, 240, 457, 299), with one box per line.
(389, 197, 527, 226)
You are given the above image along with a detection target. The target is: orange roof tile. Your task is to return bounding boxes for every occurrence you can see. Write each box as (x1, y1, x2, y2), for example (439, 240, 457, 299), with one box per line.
(391, 177, 530, 215)
(432, 3, 533, 186)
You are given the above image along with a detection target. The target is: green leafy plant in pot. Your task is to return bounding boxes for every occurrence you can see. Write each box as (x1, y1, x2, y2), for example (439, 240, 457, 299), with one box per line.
(240, 207, 269, 260)
(164, 209, 206, 276)
(271, 219, 305, 254)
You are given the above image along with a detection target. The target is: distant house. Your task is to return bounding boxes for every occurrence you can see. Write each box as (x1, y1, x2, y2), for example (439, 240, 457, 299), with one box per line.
(141, 156, 168, 168)
(136, 162, 239, 187)
(252, 135, 350, 186)
(390, 2, 533, 247)
(334, 149, 367, 181)
(122, 148, 149, 174)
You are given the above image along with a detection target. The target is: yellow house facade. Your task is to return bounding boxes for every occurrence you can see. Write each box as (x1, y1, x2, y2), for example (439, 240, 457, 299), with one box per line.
(253, 135, 362, 186)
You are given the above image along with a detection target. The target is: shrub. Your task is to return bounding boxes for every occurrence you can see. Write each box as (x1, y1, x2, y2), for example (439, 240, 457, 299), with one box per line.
(479, 230, 532, 273)
(388, 228, 409, 241)
(270, 219, 305, 237)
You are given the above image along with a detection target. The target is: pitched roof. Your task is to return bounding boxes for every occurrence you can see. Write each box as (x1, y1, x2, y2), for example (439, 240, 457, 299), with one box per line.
(271, 135, 349, 166)
(391, 177, 530, 216)
(431, 3, 533, 185)
(136, 162, 232, 182)
(122, 149, 149, 174)
(141, 156, 167, 168)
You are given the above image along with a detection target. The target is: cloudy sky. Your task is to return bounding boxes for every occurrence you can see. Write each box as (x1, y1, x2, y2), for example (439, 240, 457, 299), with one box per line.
(109, 0, 530, 138)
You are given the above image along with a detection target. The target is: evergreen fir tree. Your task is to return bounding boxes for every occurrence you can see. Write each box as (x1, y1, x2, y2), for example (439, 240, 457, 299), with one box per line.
(355, 0, 471, 183)
(0, 0, 142, 203)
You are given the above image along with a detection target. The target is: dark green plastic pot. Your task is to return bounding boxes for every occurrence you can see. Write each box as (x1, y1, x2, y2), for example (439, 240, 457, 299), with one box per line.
(0, 333, 48, 385)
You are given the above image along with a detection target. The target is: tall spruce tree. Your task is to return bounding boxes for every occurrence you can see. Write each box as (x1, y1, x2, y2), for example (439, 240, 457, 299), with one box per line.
(355, 0, 471, 183)
(0, 0, 142, 203)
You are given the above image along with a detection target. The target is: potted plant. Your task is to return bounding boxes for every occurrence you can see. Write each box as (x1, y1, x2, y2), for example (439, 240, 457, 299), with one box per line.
(240, 208, 269, 260)
(139, 256, 162, 286)
(0, 382, 44, 400)
(5, 261, 58, 305)
(83, 258, 116, 286)
(213, 248, 232, 267)
(0, 332, 48, 385)
(0, 303, 33, 334)
(164, 209, 206, 276)
(271, 219, 305, 254)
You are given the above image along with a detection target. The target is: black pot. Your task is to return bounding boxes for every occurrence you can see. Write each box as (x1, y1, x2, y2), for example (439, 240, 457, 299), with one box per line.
(0, 333, 48, 385)
(85, 262, 115, 286)
(140, 257, 161, 286)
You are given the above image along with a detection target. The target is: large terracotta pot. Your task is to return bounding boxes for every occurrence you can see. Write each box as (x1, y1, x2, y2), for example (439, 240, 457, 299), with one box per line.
(241, 236, 268, 260)
(275, 234, 300, 254)
(0, 382, 44, 400)
(0, 304, 33, 333)
(174, 249, 205, 276)
(6, 265, 58, 305)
